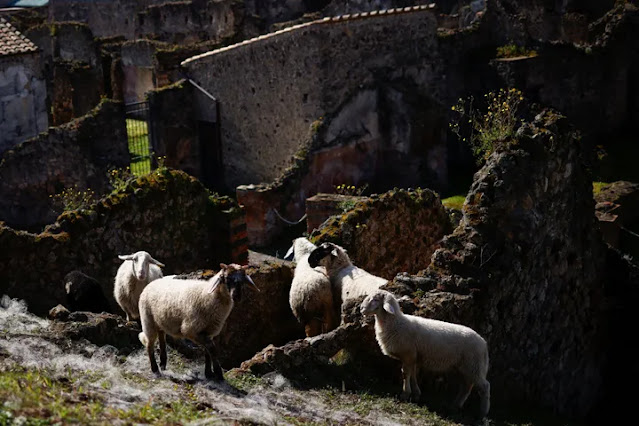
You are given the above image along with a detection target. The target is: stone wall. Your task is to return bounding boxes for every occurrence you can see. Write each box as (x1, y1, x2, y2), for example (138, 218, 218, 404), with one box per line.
(47, 0, 243, 44)
(183, 5, 451, 190)
(25, 22, 104, 125)
(0, 53, 48, 154)
(0, 99, 129, 230)
(147, 80, 200, 177)
(0, 168, 244, 317)
(310, 188, 452, 279)
(408, 111, 607, 416)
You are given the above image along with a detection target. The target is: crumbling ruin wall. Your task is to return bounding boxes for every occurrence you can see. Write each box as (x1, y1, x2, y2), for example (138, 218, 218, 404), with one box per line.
(310, 189, 452, 279)
(411, 111, 607, 416)
(183, 6, 448, 190)
(0, 52, 49, 154)
(147, 80, 199, 177)
(25, 22, 105, 125)
(0, 169, 243, 317)
(0, 99, 129, 230)
(238, 111, 612, 419)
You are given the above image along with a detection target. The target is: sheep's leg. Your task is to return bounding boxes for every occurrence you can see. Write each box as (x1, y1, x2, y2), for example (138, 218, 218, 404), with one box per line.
(453, 380, 474, 410)
(194, 334, 224, 381)
(305, 318, 323, 337)
(158, 331, 167, 371)
(476, 379, 490, 418)
(145, 333, 159, 375)
(400, 361, 416, 402)
(322, 308, 337, 334)
(410, 365, 421, 402)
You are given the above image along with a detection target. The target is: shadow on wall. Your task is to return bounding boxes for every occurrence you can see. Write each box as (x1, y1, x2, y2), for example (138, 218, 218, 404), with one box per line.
(236, 83, 466, 248)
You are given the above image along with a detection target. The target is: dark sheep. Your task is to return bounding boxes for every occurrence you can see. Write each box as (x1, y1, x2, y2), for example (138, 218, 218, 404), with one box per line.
(64, 270, 111, 313)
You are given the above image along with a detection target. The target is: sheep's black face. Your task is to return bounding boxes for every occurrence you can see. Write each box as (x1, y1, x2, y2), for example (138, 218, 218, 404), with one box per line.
(308, 243, 334, 267)
(227, 271, 245, 302)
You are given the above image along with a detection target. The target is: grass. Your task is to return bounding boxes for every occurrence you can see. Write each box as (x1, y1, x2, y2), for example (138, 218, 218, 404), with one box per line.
(442, 195, 466, 211)
(126, 119, 152, 176)
(0, 365, 216, 425)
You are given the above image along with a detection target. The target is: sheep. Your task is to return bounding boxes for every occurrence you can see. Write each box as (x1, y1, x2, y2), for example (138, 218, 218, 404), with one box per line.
(284, 237, 337, 337)
(137, 263, 259, 379)
(307, 242, 387, 308)
(64, 270, 111, 313)
(114, 251, 165, 322)
(360, 290, 490, 418)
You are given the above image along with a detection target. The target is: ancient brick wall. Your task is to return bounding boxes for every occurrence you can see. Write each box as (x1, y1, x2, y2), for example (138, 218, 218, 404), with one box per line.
(0, 99, 129, 230)
(0, 53, 48, 154)
(0, 169, 244, 317)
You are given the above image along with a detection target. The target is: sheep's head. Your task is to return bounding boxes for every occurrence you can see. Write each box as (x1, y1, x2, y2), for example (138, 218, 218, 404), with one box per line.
(208, 263, 259, 302)
(307, 242, 342, 268)
(361, 291, 399, 316)
(284, 237, 316, 262)
(118, 251, 165, 281)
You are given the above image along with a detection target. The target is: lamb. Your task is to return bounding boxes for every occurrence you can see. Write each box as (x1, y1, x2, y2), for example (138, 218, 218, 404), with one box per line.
(114, 251, 165, 322)
(307, 242, 387, 308)
(284, 237, 337, 337)
(361, 290, 490, 418)
(137, 263, 259, 379)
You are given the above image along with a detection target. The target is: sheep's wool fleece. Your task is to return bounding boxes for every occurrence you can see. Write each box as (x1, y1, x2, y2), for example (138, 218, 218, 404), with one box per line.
(139, 277, 233, 340)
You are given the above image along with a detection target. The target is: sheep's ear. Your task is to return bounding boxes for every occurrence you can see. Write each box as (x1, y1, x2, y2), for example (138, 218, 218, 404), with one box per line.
(241, 264, 249, 270)
(149, 256, 165, 268)
(330, 248, 338, 257)
(118, 254, 133, 261)
(208, 270, 224, 294)
(219, 263, 228, 269)
(284, 245, 294, 261)
(245, 274, 260, 291)
(383, 300, 397, 315)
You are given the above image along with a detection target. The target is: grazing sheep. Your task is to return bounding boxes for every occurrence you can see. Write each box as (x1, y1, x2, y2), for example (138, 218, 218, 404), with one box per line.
(138, 263, 259, 379)
(285, 237, 337, 337)
(114, 251, 164, 322)
(307, 242, 387, 307)
(63, 270, 111, 313)
(361, 290, 490, 418)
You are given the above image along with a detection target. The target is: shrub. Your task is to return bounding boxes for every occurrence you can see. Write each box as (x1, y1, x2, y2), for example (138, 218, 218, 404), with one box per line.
(107, 166, 134, 192)
(50, 186, 96, 212)
(450, 88, 524, 163)
(496, 44, 538, 58)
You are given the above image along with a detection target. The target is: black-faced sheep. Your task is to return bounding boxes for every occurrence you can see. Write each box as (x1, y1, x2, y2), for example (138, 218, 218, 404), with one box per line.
(137, 263, 258, 379)
(285, 237, 337, 337)
(308, 242, 386, 309)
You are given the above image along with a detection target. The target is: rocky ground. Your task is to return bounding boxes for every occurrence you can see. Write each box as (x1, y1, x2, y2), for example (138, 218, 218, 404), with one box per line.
(0, 294, 571, 426)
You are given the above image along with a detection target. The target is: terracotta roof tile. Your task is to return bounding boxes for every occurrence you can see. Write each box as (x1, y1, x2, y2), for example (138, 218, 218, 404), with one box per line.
(0, 17, 38, 57)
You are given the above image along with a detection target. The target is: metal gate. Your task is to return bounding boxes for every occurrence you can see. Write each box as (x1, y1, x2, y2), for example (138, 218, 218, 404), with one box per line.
(125, 101, 155, 175)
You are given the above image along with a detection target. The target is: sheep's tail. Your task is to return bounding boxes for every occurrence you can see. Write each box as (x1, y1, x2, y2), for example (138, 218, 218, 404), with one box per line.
(138, 332, 148, 347)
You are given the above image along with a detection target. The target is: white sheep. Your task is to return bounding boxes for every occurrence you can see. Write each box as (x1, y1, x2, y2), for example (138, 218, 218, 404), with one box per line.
(285, 238, 337, 337)
(114, 251, 165, 322)
(361, 290, 490, 418)
(137, 263, 259, 379)
(307, 242, 387, 307)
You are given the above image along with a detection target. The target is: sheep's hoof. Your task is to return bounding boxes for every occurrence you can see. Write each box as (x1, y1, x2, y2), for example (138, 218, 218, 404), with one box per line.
(159, 364, 167, 371)
(399, 392, 411, 402)
(411, 392, 422, 403)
